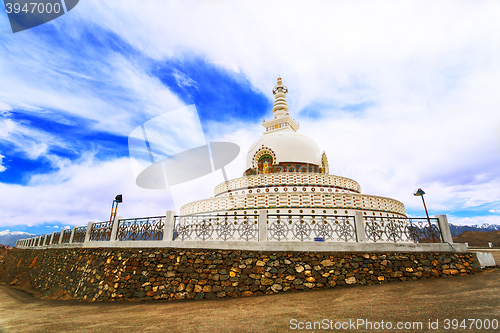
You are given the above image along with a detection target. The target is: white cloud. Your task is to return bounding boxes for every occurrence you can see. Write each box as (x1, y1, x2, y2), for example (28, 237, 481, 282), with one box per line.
(448, 215, 500, 227)
(0, 35, 185, 138)
(0, 154, 5, 172)
(0, 101, 11, 116)
(75, 0, 500, 110)
(0, 118, 67, 163)
(172, 69, 197, 88)
(0, 230, 33, 236)
(1, 1, 499, 227)
(0, 155, 174, 227)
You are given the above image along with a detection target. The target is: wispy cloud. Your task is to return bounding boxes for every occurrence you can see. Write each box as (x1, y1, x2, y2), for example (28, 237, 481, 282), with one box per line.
(172, 69, 197, 88)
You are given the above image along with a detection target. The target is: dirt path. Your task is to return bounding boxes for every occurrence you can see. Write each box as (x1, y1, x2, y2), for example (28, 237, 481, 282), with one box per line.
(1, 265, 499, 333)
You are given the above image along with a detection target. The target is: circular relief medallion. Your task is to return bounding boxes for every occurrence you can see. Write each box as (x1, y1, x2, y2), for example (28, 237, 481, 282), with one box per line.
(328, 189, 332, 192)
(293, 187, 297, 191)
(257, 189, 260, 193)
(284, 188, 288, 191)
(303, 187, 307, 191)
(311, 188, 315, 192)
(249, 190, 252, 193)
(323, 210, 326, 213)
(274, 188, 278, 192)
(312, 210, 315, 213)
(266, 188, 269, 192)
(300, 210, 303, 213)
(288, 210, 292, 213)
(320, 188, 324, 192)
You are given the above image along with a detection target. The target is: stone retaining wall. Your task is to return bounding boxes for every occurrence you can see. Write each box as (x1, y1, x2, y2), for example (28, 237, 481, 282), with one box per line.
(2, 248, 481, 302)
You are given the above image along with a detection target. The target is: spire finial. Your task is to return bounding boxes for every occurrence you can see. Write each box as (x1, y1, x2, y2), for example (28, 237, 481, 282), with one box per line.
(272, 76, 289, 117)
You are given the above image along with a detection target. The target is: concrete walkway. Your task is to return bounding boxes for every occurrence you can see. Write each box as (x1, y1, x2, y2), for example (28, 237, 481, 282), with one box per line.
(1, 263, 499, 332)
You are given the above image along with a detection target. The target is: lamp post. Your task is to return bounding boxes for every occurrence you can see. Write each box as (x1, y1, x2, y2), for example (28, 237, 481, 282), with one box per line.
(413, 188, 436, 242)
(109, 194, 123, 222)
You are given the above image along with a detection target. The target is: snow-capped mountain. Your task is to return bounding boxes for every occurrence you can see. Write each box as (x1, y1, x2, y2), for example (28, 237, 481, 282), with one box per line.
(0, 231, 34, 247)
(468, 223, 500, 230)
(449, 224, 500, 237)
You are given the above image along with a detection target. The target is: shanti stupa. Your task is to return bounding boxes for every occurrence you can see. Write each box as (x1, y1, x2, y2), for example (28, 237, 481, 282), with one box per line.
(180, 78, 405, 219)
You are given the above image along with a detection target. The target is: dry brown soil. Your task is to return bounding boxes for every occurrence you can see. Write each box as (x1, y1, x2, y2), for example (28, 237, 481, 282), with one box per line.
(0, 250, 498, 333)
(453, 231, 500, 247)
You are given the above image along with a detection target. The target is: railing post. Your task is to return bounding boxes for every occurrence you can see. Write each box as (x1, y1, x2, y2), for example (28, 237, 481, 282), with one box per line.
(83, 222, 93, 244)
(49, 232, 56, 246)
(258, 210, 267, 241)
(69, 226, 76, 244)
(58, 230, 64, 244)
(354, 211, 366, 242)
(164, 211, 175, 241)
(435, 214, 452, 243)
(110, 216, 121, 241)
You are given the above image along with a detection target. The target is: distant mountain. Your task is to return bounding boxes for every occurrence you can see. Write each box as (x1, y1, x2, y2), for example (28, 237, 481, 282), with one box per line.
(0, 231, 34, 247)
(449, 223, 500, 237)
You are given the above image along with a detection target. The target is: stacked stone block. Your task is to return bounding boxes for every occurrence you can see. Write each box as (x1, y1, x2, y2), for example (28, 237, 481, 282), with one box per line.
(2, 248, 480, 302)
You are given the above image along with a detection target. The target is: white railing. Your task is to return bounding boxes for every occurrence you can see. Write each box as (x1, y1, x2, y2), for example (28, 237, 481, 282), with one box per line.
(14, 212, 454, 251)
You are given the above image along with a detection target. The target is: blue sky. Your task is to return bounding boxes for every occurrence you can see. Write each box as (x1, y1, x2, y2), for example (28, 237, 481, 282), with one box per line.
(1, 1, 499, 238)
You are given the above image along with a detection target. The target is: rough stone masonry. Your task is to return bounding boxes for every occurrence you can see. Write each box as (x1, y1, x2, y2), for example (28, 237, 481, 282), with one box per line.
(2, 248, 481, 302)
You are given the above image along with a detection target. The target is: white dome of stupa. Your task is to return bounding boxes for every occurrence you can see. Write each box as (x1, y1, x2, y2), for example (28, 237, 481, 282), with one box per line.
(246, 129, 322, 169)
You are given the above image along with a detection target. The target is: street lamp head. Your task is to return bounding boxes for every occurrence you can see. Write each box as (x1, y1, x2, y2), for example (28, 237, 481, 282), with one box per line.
(115, 194, 123, 203)
(413, 188, 425, 196)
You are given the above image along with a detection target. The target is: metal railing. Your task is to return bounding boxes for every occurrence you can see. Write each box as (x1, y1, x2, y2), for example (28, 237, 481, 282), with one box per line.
(14, 213, 449, 248)
(364, 216, 442, 243)
(117, 216, 165, 241)
(173, 214, 259, 241)
(89, 221, 113, 241)
(72, 226, 87, 243)
(267, 214, 356, 242)
(51, 232, 61, 244)
(61, 229, 72, 243)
